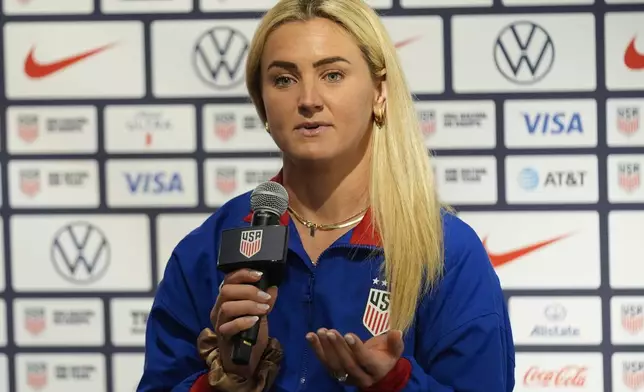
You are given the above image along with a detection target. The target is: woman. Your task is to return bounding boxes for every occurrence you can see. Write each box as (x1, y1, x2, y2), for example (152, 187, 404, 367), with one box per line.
(138, 0, 515, 391)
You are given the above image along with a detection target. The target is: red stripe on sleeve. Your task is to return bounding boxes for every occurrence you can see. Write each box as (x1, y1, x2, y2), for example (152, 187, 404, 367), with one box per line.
(361, 357, 412, 392)
(189, 373, 211, 392)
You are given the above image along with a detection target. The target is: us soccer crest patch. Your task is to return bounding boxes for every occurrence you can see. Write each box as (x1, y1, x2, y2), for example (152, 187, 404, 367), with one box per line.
(362, 286, 391, 337)
(239, 229, 263, 258)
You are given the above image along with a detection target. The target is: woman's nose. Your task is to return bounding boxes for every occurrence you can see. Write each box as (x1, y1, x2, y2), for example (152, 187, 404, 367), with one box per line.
(297, 80, 324, 114)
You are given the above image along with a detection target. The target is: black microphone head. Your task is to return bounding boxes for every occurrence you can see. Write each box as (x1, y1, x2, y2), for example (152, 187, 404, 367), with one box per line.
(250, 181, 289, 217)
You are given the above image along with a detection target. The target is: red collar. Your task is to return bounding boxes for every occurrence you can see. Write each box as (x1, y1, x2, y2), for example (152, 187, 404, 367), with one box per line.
(242, 170, 381, 247)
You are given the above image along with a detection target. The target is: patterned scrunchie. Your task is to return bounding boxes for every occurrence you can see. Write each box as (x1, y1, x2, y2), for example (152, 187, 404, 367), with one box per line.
(196, 328, 284, 392)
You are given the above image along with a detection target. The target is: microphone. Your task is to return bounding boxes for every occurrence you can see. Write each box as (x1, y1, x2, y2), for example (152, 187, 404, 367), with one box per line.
(216, 181, 290, 365)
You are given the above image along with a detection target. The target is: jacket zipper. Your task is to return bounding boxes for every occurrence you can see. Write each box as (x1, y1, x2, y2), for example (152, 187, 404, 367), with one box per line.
(297, 270, 314, 391)
(296, 244, 379, 391)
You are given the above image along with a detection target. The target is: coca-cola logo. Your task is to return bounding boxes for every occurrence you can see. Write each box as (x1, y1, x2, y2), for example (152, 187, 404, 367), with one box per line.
(523, 365, 587, 387)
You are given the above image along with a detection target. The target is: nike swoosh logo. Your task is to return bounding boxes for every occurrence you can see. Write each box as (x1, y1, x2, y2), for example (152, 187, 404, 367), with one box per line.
(483, 233, 571, 268)
(624, 37, 644, 70)
(24, 43, 115, 79)
(394, 36, 421, 49)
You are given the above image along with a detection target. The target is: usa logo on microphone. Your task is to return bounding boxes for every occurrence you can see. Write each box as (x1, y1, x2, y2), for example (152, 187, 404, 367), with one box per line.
(240, 229, 263, 258)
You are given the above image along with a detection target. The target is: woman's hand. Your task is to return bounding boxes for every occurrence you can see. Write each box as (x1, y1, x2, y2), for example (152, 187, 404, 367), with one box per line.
(306, 328, 405, 388)
(211, 269, 278, 378)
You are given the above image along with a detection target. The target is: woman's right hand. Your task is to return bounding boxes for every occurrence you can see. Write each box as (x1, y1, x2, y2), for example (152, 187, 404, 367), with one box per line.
(211, 268, 278, 378)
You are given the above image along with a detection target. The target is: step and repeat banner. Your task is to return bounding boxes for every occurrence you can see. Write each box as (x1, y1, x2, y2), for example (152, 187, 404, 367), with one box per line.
(0, 0, 643, 391)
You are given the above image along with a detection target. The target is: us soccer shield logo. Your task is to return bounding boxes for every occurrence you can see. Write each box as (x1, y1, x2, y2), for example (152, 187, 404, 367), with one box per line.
(18, 114, 39, 143)
(418, 110, 436, 137)
(617, 107, 640, 136)
(215, 168, 237, 194)
(240, 229, 263, 258)
(20, 169, 41, 197)
(26, 363, 47, 389)
(363, 288, 391, 337)
(623, 361, 644, 390)
(214, 113, 236, 141)
(622, 304, 644, 335)
(618, 163, 640, 193)
(24, 307, 46, 336)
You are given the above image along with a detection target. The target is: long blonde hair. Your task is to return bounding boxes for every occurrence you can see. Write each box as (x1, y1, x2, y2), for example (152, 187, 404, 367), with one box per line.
(245, 0, 446, 334)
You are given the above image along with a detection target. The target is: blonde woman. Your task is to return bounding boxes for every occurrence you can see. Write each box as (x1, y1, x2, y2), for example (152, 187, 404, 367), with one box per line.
(138, 1, 515, 391)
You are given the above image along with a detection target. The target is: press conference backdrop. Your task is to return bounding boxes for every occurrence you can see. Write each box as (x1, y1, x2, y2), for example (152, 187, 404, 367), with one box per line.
(0, 0, 643, 390)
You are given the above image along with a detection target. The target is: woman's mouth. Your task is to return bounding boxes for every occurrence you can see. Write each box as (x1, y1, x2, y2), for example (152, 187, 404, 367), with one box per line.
(295, 122, 331, 136)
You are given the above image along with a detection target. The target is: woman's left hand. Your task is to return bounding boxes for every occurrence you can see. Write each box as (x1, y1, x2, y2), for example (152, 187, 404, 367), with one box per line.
(306, 328, 405, 388)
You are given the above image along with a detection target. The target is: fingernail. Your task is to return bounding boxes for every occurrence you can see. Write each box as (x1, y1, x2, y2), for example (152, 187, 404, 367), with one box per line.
(345, 334, 356, 345)
(256, 303, 270, 311)
(326, 331, 336, 340)
(247, 316, 260, 324)
(318, 328, 327, 334)
(305, 333, 314, 341)
(250, 270, 263, 278)
(258, 291, 271, 300)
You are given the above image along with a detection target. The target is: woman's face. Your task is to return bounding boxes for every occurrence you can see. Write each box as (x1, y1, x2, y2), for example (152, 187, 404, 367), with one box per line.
(260, 17, 385, 164)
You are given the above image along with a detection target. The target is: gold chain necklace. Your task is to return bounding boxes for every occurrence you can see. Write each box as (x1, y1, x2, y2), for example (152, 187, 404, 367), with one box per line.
(288, 206, 369, 237)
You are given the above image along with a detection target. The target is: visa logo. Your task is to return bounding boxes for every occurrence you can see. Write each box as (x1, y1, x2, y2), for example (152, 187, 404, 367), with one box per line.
(523, 112, 583, 134)
(125, 172, 183, 194)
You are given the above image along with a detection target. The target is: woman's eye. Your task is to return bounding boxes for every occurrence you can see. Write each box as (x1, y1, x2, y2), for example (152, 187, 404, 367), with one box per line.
(325, 72, 344, 82)
(274, 76, 293, 87)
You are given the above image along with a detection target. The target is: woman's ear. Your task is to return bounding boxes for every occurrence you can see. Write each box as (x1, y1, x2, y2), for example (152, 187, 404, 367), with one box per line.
(374, 77, 388, 110)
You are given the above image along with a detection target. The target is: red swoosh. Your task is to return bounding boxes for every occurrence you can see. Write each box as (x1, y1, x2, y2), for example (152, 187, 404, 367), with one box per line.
(483, 233, 572, 268)
(24, 43, 115, 79)
(394, 36, 421, 49)
(624, 37, 644, 70)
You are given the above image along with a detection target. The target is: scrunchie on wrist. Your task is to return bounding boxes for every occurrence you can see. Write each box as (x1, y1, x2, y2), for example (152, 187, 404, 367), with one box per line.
(196, 328, 283, 392)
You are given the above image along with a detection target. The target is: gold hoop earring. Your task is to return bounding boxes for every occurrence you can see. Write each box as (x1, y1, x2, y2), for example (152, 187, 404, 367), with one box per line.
(265, 122, 270, 134)
(374, 106, 385, 128)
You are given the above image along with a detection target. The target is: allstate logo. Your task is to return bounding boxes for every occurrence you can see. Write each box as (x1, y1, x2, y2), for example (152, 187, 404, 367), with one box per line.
(518, 168, 539, 190)
(544, 303, 567, 322)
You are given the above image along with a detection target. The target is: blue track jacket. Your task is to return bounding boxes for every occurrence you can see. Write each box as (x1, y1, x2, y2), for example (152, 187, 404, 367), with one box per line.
(138, 184, 516, 391)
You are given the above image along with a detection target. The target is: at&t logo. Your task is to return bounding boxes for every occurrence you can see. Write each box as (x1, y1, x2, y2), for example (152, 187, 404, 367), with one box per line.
(50, 222, 110, 284)
(518, 167, 540, 191)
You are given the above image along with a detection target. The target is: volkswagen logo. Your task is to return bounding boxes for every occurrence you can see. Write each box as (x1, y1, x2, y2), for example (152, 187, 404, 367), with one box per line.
(494, 21, 555, 85)
(193, 26, 250, 90)
(51, 221, 110, 284)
